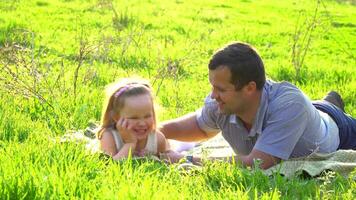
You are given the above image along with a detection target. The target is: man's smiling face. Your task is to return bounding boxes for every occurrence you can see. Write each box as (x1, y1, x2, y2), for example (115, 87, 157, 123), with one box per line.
(208, 66, 249, 115)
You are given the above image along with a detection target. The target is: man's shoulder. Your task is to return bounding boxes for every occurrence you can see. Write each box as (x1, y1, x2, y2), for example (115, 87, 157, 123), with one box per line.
(265, 80, 307, 108)
(203, 94, 219, 110)
(200, 94, 230, 122)
(265, 80, 300, 95)
(262, 80, 316, 120)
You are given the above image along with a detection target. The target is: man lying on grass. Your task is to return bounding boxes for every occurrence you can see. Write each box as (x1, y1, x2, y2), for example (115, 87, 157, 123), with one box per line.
(160, 42, 356, 169)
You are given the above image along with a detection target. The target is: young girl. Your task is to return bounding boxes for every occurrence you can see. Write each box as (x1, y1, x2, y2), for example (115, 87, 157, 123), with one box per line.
(97, 78, 174, 160)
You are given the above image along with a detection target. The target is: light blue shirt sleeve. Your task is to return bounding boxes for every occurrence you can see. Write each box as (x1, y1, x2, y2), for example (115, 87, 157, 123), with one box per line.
(196, 96, 221, 133)
(254, 102, 309, 160)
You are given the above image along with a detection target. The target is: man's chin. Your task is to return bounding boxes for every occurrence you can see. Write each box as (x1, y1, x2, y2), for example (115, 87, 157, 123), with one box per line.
(218, 108, 232, 115)
(217, 104, 225, 113)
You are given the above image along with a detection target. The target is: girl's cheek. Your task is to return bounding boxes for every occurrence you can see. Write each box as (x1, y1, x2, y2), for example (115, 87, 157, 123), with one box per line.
(149, 119, 155, 125)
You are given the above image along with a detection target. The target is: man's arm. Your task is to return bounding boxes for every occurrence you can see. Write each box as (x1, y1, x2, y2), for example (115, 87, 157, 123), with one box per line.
(237, 149, 281, 169)
(187, 148, 280, 169)
(160, 112, 219, 142)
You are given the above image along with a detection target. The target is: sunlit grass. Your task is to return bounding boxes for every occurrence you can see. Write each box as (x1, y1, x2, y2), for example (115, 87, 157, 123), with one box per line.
(0, 0, 355, 199)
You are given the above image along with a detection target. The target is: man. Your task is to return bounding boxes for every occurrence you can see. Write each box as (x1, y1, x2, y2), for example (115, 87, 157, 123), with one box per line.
(161, 42, 356, 169)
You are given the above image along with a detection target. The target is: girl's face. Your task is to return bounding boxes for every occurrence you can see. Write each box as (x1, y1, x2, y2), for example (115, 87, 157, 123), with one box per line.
(119, 94, 155, 140)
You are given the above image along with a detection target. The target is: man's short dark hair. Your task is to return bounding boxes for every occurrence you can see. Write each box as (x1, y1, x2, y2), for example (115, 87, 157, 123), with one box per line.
(208, 42, 266, 90)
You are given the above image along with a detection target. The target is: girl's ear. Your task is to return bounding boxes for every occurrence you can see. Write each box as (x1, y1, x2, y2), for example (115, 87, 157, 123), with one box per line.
(111, 111, 120, 122)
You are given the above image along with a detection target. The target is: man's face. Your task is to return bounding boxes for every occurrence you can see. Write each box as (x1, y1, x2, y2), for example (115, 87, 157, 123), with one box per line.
(208, 66, 247, 115)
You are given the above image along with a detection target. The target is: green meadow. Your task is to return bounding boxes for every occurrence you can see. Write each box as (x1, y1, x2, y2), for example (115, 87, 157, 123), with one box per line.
(0, 0, 355, 199)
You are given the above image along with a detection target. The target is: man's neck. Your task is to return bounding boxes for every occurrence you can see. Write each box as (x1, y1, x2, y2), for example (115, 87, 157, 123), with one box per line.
(236, 90, 262, 128)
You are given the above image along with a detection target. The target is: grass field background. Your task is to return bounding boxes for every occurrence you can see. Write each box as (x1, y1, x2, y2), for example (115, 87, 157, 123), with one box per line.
(0, 0, 355, 199)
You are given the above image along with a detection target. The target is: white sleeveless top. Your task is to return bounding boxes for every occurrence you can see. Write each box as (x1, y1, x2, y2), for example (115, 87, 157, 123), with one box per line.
(110, 129, 158, 155)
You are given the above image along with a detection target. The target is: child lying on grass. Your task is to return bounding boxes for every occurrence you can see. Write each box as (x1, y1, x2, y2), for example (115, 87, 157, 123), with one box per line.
(97, 78, 186, 161)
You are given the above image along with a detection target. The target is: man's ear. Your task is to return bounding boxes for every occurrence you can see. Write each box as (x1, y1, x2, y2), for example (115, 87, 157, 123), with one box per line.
(245, 81, 257, 93)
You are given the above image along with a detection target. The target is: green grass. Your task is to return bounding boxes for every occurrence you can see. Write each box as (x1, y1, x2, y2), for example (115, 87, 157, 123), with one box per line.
(0, 0, 355, 199)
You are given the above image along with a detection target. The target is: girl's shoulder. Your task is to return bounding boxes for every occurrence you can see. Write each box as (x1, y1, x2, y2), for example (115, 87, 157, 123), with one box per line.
(152, 130, 163, 138)
(153, 130, 169, 153)
(100, 127, 116, 136)
(149, 130, 164, 142)
(99, 128, 115, 141)
(100, 128, 121, 143)
(98, 128, 118, 156)
(100, 128, 124, 153)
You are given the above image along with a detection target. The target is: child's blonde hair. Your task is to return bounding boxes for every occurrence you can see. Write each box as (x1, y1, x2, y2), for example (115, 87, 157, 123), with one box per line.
(97, 78, 157, 139)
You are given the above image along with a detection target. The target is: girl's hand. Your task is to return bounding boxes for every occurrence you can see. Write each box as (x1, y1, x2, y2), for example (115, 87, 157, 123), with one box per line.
(134, 149, 147, 157)
(160, 150, 185, 163)
(116, 117, 137, 144)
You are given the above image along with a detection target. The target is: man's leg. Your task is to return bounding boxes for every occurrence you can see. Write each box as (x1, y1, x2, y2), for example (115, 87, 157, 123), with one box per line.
(313, 92, 356, 149)
(323, 91, 345, 112)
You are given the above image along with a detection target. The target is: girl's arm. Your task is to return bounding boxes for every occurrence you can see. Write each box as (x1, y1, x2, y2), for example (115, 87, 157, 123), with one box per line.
(112, 143, 136, 160)
(100, 130, 118, 156)
(100, 130, 136, 160)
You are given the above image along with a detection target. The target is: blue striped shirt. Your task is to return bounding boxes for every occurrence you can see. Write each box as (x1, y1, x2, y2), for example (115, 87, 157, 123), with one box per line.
(196, 80, 339, 159)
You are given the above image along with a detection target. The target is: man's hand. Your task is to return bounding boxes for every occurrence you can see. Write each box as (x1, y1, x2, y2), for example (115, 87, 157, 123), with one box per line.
(240, 149, 281, 169)
(116, 117, 138, 144)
